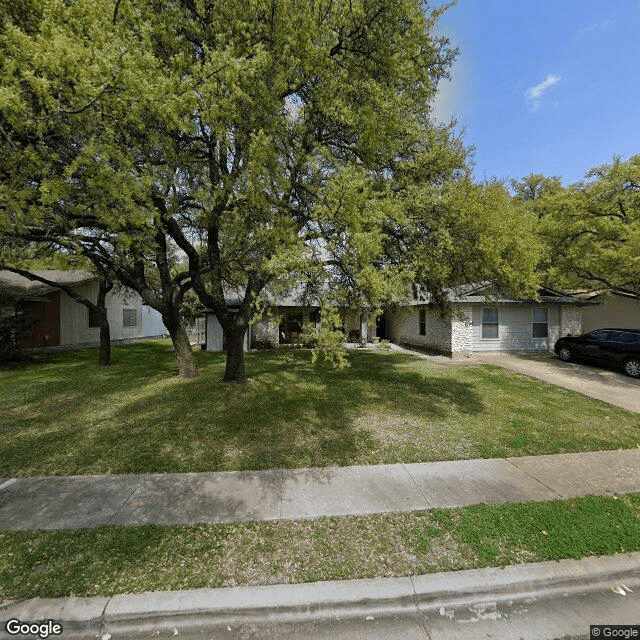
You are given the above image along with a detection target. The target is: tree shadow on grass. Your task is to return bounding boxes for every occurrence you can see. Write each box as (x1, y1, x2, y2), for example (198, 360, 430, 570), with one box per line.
(1, 346, 486, 476)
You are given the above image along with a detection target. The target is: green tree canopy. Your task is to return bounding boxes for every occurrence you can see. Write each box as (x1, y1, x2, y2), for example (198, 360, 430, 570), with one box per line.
(1, 0, 543, 381)
(515, 156, 640, 297)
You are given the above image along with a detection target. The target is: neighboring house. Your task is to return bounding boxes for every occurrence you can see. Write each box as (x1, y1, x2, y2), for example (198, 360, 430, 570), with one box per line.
(0, 269, 166, 352)
(577, 291, 640, 333)
(383, 285, 586, 358)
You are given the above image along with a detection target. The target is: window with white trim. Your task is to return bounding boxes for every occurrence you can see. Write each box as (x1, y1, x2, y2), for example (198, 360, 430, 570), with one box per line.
(122, 308, 137, 327)
(481, 307, 499, 339)
(532, 307, 548, 338)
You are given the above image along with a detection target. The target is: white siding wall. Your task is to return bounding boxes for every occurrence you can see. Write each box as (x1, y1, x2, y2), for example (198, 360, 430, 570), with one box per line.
(360, 315, 369, 342)
(141, 305, 167, 337)
(205, 313, 249, 352)
(59, 281, 164, 346)
(387, 307, 452, 353)
(205, 314, 224, 352)
(470, 303, 562, 353)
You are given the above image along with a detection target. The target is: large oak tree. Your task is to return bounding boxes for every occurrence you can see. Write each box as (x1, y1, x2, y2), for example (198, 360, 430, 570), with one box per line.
(1, 0, 542, 381)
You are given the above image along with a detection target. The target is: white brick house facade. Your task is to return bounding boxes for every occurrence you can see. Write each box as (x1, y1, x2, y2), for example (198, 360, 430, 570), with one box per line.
(386, 297, 583, 357)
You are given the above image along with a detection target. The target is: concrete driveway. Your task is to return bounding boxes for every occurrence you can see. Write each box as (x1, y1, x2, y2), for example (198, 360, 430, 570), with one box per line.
(476, 353, 640, 413)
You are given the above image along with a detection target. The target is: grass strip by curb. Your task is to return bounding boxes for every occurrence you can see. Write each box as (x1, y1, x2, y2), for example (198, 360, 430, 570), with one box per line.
(2, 493, 639, 601)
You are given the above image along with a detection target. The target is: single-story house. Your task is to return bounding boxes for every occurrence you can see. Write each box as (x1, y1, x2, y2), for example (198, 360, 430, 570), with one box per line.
(382, 285, 587, 358)
(0, 269, 166, 352)
(577, 291, 640, 333)
(203, 291, 372, 352)
(201, 284, 593, 357)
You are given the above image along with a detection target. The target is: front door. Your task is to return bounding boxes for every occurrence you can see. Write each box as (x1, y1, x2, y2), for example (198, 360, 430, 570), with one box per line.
(376, 314, 387, 340)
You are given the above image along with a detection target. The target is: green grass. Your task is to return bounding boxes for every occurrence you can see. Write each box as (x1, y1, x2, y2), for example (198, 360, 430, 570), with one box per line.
(1, 340, 639, 476)
(1, 493, 638, 600)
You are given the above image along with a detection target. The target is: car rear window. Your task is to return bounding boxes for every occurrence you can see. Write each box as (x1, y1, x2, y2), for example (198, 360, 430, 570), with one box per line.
(610, 331, 640, 346)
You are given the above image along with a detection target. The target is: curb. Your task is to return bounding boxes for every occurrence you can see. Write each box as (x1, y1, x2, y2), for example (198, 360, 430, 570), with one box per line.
(2, 552, 640, 639)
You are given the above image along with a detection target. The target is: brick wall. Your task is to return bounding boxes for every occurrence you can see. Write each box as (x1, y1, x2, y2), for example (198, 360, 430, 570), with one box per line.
(387, 306, 452, 353)
(560, 305, 582, 336)
(451, 305, 473, 358)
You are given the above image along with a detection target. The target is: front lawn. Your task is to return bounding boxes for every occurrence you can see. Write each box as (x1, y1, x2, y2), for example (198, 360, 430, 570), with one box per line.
(2, 493, 639, 600)
(1, 341, 639, 477)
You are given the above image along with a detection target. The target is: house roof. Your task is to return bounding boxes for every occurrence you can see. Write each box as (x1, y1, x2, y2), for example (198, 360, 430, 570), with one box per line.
(0, 269, 95, 298)
(201, 282, 323, 313)
(405, 284, 590, 306)
(567, 289, 640, 301)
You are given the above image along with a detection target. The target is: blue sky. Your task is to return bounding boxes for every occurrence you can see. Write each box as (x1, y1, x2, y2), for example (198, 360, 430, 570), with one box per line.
(432, 0, 640, 186)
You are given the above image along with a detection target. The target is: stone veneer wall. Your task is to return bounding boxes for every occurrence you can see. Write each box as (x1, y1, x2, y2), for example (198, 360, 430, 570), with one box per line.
(450, 305, 473, 358)
(251, 317, 280, 346)
(387, 306, 452, 354)
(559, 305, 582, 337)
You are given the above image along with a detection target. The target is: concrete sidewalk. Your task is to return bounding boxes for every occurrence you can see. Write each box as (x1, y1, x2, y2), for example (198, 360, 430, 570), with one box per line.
(1, 449, 639, 531)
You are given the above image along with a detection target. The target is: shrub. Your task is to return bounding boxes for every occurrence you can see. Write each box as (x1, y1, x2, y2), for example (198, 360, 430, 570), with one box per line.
(300, 324, 321, 348)
(252, 337, 277, 350)
(0, 291, 35, 363)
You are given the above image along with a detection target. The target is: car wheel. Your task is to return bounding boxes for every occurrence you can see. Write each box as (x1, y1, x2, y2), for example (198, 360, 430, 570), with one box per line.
(557, 346, 573, 362)
(623, 357, 640, 378)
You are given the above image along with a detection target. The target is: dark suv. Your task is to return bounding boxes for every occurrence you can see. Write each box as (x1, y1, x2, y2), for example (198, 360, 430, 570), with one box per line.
(554, 329, 640, 378)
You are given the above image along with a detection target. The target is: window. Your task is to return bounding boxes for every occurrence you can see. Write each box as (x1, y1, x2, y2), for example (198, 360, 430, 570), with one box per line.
(122, 308, 137, 327)
(419, 309, 426, 336)
(532, 307, 548, 338)
(482, 307, 499, 339)
(88, 307, 100, 328)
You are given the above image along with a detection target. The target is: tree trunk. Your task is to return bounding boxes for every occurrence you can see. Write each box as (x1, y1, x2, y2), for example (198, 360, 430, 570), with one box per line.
(168, 322, 199, 378)
(223, 329, 247, 383)
(97, 311, 111, 365)
(96, 277, 112, 366)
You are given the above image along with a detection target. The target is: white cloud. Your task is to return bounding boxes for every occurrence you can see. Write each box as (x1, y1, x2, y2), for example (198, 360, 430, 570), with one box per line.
(525, 74, 561, 102)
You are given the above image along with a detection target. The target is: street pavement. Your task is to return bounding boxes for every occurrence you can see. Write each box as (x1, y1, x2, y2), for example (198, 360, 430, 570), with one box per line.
(2, 552, 639, 639)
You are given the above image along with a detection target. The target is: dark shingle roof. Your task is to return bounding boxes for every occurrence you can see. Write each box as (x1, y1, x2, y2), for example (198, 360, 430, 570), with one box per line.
(0, 270, 95, 297)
